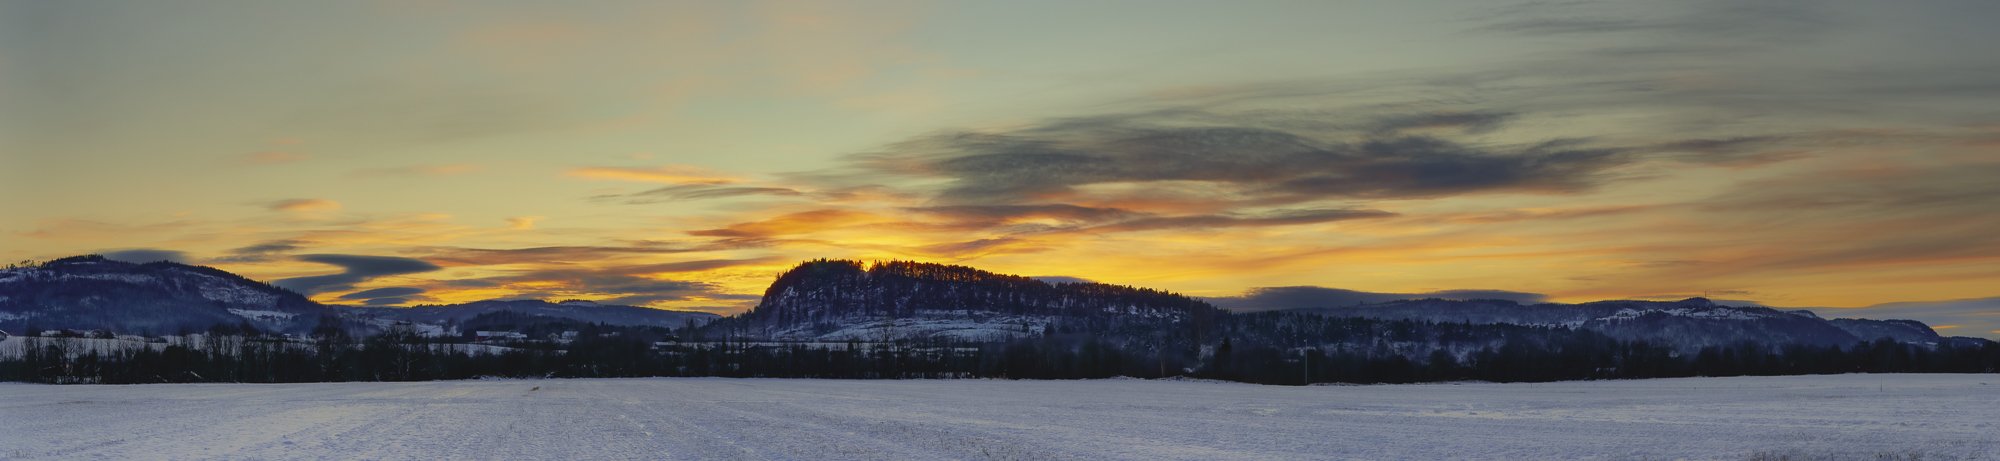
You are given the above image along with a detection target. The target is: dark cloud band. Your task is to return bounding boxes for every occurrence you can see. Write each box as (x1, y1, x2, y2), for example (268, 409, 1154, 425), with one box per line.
(1208, 286, 1550, 312)
(274, 254, 441, 295)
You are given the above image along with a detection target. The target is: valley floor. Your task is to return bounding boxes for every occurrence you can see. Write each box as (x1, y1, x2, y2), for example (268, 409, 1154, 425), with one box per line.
(2, 374, 1997, 460)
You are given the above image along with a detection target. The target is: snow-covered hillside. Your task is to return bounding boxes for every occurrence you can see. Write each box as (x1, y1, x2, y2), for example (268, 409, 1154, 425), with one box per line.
(1297, 297, 1945, 350)
(3, 374, 1996, 460)
(0, 256, 324, 334)
(0, 256, 716, 336)
(764, 312, 1052, 341)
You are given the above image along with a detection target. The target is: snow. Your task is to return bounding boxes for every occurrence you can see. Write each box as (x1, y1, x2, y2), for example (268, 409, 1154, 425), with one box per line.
(227, 309, 298, 321)
(3, 374, 1997, 460)
(0, 267, 280, 307)
(1601, 307, 1767, 322)
(0, 337, 167, 357)
(360, 317, 454, 337)
(771, 313, 1049, 341)
(55, 273, 158, 284)
(426, 343, 521, 356)
(197, 281, 280, 306)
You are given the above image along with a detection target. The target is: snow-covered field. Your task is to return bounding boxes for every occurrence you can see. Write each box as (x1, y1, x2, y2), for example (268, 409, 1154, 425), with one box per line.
(2, 374, 1997, 460)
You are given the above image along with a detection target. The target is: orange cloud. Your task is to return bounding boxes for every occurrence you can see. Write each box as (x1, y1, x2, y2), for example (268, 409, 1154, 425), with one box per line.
(505, 216, 540, 230)
(688, 209, 882, 238)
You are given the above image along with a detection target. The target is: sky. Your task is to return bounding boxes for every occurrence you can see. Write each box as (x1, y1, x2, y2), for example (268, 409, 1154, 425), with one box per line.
(3, 1, 1998, 336)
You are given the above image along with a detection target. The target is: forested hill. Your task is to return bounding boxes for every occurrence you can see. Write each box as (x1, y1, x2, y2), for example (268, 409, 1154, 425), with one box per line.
(0, 256, 715, 336)
(1284, 297, 1978, 352)
(717, 259, 1222, 341)
(0, 255, 325, 334)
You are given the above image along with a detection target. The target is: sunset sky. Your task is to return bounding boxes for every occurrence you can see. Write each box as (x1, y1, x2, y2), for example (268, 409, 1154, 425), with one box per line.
(4, 1, 1998, 336)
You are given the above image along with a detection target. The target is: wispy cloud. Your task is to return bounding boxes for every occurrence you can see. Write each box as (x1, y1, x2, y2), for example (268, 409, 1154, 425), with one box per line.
(273, 254, 441, 295)
(432, 266, 737, 307)
(211, 239, 311, 263)
(1477, 1, 1833, 42)
(846, 108, 1683, 210)
(598, 184, 809, 204)
(267, 198, 342, 213)
(687, 209, 883, 239)
(1208, 286, 1550, 312)
(419, 244, 708, 266)
(334, 286, 432, 306)
(567, 165, 738, 184)
(505, 216, 540, 230)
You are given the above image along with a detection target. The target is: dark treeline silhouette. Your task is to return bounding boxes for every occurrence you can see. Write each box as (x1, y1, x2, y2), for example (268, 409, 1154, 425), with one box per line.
(6, 316, 1995, 385)
(725, 259, 1223, 334)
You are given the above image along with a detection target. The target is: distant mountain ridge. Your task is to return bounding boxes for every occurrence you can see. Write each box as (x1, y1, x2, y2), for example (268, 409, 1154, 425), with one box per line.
(0, 255, 716, 336)
(2, 255, 1986, 354)
(0, 255, 324, 334)
(1280, 297, 1969, 350)
(359, 299, 715, 330)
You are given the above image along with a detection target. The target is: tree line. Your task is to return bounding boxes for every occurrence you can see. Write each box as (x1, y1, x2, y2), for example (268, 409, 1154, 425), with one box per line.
(5, 321, 1996, 385)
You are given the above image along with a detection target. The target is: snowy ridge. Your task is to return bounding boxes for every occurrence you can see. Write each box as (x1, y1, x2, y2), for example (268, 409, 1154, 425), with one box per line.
(185, 272, 283, 306)
(1292, 297, 1934, 350)
(1599, 306, 1771, 322)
